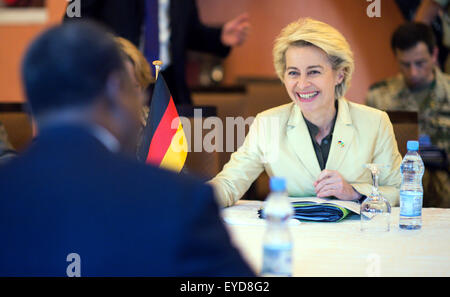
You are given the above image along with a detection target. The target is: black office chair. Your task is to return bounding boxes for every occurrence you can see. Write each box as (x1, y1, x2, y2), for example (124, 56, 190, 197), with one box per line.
(0, 103, 33, 152)
(178, 105, 221, 180)
(386, 110, 419, 157)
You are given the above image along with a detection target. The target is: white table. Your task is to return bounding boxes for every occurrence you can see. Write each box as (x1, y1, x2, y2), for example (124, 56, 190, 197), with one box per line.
(222, 200, 450, 277)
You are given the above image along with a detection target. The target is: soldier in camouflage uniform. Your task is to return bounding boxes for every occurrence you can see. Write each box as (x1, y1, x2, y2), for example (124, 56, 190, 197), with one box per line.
(366, 22, 450, 207)
(367, 67, 450, 153)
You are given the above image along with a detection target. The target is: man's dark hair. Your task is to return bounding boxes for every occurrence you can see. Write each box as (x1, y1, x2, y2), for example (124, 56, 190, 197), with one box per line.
(21, 21, 126, 116)
(391, 22, 436, 54)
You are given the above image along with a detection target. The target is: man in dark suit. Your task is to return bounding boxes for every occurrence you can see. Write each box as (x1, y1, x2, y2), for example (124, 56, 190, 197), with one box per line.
(0, 21, 254, 277)
(64, 0, 249, 105)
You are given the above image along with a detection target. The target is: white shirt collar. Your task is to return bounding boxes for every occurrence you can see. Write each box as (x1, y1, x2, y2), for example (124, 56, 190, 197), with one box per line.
(88, 124, 121, 153)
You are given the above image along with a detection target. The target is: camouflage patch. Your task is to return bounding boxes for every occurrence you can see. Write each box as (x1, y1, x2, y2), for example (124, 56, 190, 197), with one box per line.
(369, 80, 388, 90)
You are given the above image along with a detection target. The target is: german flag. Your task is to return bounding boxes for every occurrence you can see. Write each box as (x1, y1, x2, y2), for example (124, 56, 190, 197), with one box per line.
(137, 74, 187, 172)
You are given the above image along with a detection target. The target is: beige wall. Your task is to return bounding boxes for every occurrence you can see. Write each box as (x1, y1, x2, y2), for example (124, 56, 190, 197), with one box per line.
(0, 0, 404, 104)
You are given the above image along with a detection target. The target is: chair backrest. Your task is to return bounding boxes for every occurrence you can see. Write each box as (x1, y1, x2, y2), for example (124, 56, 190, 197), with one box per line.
(191, 86, 247, 170)
(386, 110, 419, 157)
(178, 105, 221, 180)
(0, 103, 33, 152)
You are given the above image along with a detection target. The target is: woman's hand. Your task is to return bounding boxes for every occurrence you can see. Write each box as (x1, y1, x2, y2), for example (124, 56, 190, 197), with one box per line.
(314, 169, 361, 201)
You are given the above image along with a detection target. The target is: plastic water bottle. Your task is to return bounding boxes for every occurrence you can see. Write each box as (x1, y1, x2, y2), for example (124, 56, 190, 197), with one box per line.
(261, 177, 294, 277)
(399, 140, 425, 230)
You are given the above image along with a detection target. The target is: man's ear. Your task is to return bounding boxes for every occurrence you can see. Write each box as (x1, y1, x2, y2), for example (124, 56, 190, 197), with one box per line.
(432, 46, 439, 64)
(104, 72, 122, 108)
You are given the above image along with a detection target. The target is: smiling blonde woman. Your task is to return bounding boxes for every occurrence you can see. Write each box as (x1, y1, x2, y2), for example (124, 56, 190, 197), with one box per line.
(209, 18, 402, 208)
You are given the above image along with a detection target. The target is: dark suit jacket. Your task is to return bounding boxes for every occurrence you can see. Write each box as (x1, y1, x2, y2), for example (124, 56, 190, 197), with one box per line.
(64, 0, 231, 105)
(0, 125, 254, 276)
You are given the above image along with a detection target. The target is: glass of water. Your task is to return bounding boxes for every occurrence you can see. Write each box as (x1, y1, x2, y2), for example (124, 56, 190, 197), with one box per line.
(360, 163, 391, 232)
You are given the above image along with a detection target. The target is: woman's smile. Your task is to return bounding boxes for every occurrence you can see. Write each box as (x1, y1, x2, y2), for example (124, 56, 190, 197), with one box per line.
(296, 90, 320, 102)
(284, 45, 344, 120)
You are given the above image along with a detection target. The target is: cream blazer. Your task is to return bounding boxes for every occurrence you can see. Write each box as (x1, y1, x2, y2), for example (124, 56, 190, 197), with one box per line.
(209, 98, 402, 207)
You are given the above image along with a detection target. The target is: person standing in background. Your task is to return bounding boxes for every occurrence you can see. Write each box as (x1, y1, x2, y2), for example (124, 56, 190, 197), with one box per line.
(64, 0, 250, 105)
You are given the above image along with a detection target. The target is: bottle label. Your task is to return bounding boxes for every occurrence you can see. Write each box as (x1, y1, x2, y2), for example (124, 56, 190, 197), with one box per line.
(261, 244, 292, 276)
(400, 191, 422, 217)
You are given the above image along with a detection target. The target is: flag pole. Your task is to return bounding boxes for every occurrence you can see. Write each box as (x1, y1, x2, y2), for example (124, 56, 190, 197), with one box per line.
(152, 60, 163, 80)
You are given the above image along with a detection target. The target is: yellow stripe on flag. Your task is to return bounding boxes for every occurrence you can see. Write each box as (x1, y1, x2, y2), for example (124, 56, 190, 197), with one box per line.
(160, 121, 188, 172)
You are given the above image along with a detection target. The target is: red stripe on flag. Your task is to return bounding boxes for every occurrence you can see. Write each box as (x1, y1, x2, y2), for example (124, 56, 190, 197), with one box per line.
(146, 97, 180, 165)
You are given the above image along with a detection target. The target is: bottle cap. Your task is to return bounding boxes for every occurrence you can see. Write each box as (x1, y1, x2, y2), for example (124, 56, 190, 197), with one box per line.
(407, 140, 419, 151)
(269, 177, 286, 192)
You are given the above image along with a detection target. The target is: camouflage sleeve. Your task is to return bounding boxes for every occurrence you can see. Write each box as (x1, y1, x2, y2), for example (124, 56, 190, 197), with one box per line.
(365, 89, 377, 108)
(432, 100, 450, 154)
(365, 81, 388, 109)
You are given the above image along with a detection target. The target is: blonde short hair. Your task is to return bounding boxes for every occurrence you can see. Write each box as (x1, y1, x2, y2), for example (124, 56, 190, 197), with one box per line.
(273, 18, 354, 99)
(115, 37, 154, 89)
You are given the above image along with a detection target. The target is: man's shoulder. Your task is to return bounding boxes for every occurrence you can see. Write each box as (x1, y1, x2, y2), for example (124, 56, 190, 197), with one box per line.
(368, 75, 404, 92)
(366, 74, 407, 109)
(0, 142, 211, 205)
(431, 68, 450, 104)
(127, 158, 211, 195)
(437, 70, 450, 85)
(368, 79, 389, 91)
